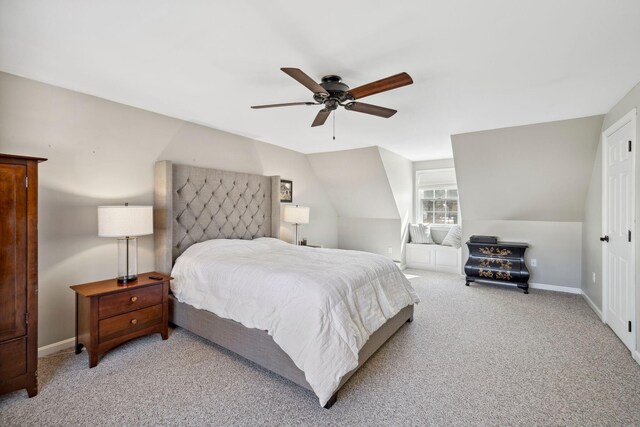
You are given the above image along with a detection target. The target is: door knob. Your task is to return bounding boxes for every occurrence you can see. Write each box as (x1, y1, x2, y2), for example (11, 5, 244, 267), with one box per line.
(600, 235, 609, 242)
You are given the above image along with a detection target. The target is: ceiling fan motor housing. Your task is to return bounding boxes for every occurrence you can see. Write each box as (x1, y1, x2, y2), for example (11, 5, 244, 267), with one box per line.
(314, 75, 350, 107)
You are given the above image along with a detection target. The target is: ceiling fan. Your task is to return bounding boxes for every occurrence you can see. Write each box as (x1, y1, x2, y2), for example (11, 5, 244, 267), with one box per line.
(251, 68, 413, 127)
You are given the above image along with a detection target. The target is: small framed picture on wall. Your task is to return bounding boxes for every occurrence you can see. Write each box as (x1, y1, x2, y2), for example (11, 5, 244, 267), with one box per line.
(280, 180, 293, 203)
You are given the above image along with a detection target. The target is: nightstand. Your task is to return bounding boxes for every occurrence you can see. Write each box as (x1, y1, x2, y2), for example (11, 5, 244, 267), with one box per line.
(70, 272, 172, 367)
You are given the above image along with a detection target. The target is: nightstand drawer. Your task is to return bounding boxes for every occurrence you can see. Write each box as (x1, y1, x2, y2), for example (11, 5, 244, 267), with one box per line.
(99, 304, 162, 342)
(98, 285, 163, 319)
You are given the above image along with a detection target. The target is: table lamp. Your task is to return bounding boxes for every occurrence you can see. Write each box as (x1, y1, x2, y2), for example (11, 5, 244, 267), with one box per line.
(98, 204, 153, 284)
(284, 205, 309, 245)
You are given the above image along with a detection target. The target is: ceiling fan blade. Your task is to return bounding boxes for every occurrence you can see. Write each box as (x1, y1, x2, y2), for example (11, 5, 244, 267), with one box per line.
(251, 102, 317, 109)
(311, 109, 331, 127)
(345, 102, 397, 118)
(348, 72, 413, 100)
(281, 68, 329, 96)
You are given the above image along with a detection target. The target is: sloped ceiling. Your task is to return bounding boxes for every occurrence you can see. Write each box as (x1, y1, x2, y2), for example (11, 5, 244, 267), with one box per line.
(451, 115, 604, 222)
(308, 147, 400, 220)
(1, 1, 640, 160)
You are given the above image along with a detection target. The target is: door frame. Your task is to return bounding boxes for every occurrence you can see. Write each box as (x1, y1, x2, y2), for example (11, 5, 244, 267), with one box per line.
(601, 108, 636, 352)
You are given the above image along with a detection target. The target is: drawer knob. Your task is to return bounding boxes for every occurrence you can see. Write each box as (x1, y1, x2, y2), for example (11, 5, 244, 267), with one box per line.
(130, 296, 138, 302)
(130, 318, 138, 325)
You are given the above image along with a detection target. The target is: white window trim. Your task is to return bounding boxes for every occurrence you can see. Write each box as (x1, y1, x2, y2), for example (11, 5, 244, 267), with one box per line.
(415, 171, 460, 225)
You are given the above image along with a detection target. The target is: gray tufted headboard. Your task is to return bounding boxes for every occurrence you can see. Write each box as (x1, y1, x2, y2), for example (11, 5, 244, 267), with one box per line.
(154, 161, 281, 274)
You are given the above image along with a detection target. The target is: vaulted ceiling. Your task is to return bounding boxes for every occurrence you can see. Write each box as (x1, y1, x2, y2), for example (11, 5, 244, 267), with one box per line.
(1, 0, 639, 160)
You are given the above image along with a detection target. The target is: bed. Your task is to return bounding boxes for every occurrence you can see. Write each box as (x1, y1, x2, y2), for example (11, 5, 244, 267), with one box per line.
(153, 161, 418, 407)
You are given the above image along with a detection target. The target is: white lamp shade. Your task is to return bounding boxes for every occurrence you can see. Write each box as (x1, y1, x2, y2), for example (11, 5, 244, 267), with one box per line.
(98, 205, 153, 237)
(283, 205, 310, 224)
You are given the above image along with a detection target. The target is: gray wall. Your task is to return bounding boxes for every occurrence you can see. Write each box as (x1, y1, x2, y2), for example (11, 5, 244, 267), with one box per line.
(0, 72, 338, 347)
(338, 218, 402, 258)
(452, 115, 603, 289)
(308, 147, 399, 219)
(581, 80, 640, 350)
(581, 141, 603, 307)
(465, 220, 583, 286)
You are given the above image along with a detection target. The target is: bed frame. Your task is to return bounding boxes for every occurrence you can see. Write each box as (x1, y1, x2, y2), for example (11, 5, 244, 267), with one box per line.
(154, 161, 414, 408)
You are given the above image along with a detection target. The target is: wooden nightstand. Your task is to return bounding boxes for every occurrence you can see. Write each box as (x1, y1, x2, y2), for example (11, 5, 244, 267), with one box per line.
(70, 272, 172, 367)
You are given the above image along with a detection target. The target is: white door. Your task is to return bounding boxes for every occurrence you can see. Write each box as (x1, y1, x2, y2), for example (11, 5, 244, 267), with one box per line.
(602, 110, 636, 351)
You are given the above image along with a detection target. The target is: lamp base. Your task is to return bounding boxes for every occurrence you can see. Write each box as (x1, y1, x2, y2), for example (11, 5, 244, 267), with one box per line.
(117, 237, 139, 285)
(117, 274, 138, 285)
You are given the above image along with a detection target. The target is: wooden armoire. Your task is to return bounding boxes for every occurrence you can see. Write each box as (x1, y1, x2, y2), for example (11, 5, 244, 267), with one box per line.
(0, 153, 46, 397)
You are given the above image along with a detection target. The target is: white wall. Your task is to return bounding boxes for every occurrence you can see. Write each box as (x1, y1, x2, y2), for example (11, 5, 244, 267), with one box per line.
(452, 115, 603, 289)
(379, 147, 414, 262)
(581, 80, 640, 349)
(0, 72, 338, 346)
(413, 158, 455, 172)
(379, 147, 414, 225)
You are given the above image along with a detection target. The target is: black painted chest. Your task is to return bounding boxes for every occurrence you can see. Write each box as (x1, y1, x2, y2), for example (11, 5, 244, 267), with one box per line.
(464, 241, 530, 293)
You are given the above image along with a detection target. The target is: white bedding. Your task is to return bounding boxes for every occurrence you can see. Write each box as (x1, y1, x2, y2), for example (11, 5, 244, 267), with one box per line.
(170, 237, 420, 406)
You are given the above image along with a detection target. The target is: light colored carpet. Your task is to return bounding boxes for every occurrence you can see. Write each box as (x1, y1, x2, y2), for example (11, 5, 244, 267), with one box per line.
(2, 270, 640, 426)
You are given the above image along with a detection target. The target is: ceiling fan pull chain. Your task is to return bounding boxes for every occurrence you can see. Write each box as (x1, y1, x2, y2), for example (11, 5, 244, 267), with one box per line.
(333, 110, 336, 140)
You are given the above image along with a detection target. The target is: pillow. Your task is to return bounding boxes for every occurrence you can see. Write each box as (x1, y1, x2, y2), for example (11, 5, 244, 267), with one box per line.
(409, 224, 432, 244)
(441, 225, 462, 248)
(429, 226, 451, 245)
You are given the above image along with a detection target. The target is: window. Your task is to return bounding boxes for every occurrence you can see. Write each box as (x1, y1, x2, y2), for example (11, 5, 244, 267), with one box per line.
(418, 186, 459, 224)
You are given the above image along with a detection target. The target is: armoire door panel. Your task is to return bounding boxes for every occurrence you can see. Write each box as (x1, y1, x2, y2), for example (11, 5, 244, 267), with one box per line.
(0, 337, 27, 381)
(0, 164, 27, 342)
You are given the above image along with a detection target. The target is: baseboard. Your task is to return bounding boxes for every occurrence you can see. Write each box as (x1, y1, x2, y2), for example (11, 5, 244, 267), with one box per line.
(633, 351, 640, 367)
(38, 337, 75, 357)
(581, 292, 603, 320)
(528, 282, 582, 294)
(495, 281, 581, 294)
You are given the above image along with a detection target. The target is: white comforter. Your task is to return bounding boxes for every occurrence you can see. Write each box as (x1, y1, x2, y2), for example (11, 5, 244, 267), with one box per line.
(170, 238, 420, 406)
